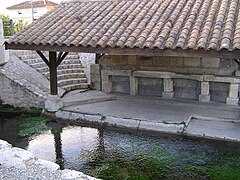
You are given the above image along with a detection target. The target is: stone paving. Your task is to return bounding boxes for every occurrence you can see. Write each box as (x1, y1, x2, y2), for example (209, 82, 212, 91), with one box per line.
(57, 90, 240, 142)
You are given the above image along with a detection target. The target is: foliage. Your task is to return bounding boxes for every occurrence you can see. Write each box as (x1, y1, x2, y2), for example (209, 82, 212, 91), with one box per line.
(0, 13, 28, 37)
(17, 116, 51, 137)
(14, 20, 28, 33)
(0, 13, 11, 37)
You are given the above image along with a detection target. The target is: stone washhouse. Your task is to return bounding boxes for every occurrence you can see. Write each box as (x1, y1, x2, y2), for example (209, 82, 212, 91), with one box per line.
(4, 0, 240, 110)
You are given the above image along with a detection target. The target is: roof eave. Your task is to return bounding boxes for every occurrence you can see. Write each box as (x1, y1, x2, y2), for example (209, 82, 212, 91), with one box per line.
(5, 43, 240, 59)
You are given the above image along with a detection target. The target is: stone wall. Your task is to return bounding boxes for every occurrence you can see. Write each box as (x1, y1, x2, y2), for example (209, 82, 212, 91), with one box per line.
(0, 54, 64, 109)
(91, 55, 240, 105)
(79, 53, 96, 84)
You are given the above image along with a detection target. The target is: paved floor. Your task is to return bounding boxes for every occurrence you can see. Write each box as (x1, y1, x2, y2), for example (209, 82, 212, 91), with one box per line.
(59, 90, 240, 142)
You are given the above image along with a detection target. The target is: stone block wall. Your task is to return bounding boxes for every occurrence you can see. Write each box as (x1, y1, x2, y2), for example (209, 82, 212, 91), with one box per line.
(90, 55, 239, 105)
(0, 54, 65, 109)
(0, 74, 45, 108)
(99, 55, 238, 76)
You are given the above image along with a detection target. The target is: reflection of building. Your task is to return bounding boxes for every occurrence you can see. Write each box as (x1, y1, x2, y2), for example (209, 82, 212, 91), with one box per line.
(6, 0, 58, 24)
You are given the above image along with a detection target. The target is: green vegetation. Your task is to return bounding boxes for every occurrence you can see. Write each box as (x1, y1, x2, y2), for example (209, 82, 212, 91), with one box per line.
(84, 142, 240, 180)
(17, 116, 51, 137)
(0, 13, 28, 37)
(0, 106, 51, 138)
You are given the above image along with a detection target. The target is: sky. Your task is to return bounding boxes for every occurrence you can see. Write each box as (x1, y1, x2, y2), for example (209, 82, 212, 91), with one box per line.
(0, 0, 63, 15)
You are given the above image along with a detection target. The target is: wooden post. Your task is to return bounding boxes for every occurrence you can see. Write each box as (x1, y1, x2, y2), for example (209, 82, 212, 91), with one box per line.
(49, 51, 58, 95)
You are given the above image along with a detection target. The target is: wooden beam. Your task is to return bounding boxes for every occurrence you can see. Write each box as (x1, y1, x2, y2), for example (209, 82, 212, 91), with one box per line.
(36, 51, 50, 67)
(57, 52, 68, 66)
(6, 43, 240, 59)
(57, 52, 63, 63)
(49, 51, 58, 95)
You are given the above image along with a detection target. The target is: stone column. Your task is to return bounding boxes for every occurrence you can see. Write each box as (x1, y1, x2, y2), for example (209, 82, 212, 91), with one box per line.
(0, 19, 6, 65)
(162, 78, 174, 99)
(226, 83, 239, 105)
(130, 74, 138, 95)
(101, 73, 112, 93)
(199, 81, 210, 102)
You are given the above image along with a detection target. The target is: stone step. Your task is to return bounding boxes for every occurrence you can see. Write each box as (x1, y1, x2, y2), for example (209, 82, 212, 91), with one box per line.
(23, 58, 82, 67)
(18, 54, 79, 60)
(28, 59, 83, 69)
(55, 73, 86, 80)
(58, 78, 87, 86)
(43, 68, 85, 76)
(38, 65, 83, 73)
(61, 83, 89, 91)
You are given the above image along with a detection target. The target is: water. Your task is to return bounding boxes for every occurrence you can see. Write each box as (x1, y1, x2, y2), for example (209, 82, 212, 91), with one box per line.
(1, 113, 240, 179)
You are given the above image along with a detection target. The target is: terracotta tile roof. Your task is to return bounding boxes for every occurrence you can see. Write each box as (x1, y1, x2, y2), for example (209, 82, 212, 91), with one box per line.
(6, 0, 240, 52)
(7, 0, 58, 10)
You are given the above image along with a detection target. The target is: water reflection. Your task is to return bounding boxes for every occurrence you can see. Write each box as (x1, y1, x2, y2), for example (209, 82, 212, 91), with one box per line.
(27, 131, 55, 162)
(26, 125, 99, 170)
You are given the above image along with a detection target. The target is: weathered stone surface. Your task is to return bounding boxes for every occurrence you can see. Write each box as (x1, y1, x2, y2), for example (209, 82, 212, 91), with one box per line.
(0, 54, 64, 108)
(35, 159, 60, 171)
(210, 82, 229, 103)
(199, 94, 210, 102)
(202, 58, 220, 68)
(200, 81, 210, 95)
(0, 20, 7, 65)
(0, 140, 12, 150)
(153, 57, 171, 66)
(228, 83, 239, 98)
(127, 55, 137, 65)
(184, 57, 201, 67)
(139, 120, 184, 134)
(79, 53, 96, 84)
(112, 76, 130, 94)
(45, 95, 63, 112)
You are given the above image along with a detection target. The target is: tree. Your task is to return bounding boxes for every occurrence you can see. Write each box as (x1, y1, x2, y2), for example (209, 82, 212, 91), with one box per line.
(0, 13, 12, 37)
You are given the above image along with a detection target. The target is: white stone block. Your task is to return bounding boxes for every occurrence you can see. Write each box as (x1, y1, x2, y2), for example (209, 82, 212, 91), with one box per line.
(45, 95, 63, 112)
(199, 94, 210, 102)
(201, 81, 209, 95)
(35, 159, 60, 171)
(228, 83, 239, 98)
(162, 91, 174, 99)
(163, 79, 173, 92)
(130, 76, 138, 95)
(202, 58, 220, 68)
(226, 97, 239, 105)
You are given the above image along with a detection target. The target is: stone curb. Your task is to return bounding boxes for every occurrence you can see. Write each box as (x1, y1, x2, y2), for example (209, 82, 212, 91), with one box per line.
(55, 110, 184, 134)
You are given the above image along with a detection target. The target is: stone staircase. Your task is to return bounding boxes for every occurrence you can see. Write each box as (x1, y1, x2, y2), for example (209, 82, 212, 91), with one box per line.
(13, 50, 89, 92)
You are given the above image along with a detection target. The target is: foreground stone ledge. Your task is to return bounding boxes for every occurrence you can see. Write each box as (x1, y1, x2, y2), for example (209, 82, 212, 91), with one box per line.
(0, 140, 99, 180)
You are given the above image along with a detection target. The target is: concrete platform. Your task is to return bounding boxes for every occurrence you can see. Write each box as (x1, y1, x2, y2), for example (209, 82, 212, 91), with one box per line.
(56, 90, 240, 142)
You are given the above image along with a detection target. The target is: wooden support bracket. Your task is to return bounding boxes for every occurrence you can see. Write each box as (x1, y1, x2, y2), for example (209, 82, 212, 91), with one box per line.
(36, 51, 50, 67)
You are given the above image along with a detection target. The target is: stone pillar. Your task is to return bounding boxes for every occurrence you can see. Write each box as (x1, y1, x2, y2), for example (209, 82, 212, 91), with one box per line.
(226, 83, 239, 105)
(79, 53, 96, 84)
(162, 78, 174, 99)
(101, 73, 112, 93)
(45, 95, 63, 112)
(90, 64, 101, 90)
(199, 81, 210, 102)
(130, 74, 138, 95)
(0, 19, 6, 65)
